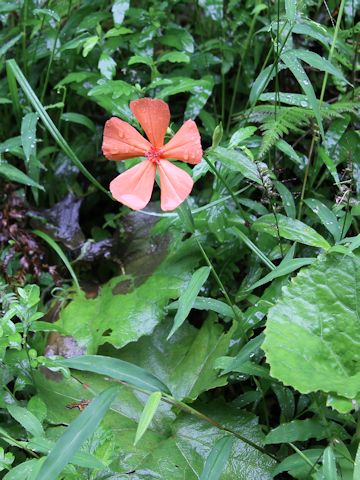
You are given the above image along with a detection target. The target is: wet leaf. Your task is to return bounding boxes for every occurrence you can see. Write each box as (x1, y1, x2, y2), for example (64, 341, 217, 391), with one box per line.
(263, 253, 360, 407)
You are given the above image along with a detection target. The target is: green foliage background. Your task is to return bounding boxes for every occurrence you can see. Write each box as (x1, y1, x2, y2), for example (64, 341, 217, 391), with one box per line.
(0, 0, 359, 478)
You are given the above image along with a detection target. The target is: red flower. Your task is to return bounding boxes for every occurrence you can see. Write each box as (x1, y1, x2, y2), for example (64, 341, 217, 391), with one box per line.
(102, 98, 202, 211)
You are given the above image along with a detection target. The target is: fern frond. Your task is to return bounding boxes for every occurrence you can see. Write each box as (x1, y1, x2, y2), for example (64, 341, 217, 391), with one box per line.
(257, 107, 311, 158)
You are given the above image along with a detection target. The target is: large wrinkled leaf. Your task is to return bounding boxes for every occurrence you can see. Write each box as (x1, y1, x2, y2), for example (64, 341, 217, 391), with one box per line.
(36, 371, 274, 479)
(56, 238, 199, 353)
(263, 253, 360, 406)
(119, 317, 233, 401)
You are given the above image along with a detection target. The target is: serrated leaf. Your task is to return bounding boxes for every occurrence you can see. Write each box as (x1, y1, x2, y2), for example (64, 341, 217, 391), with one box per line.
(211, 147, 262, 184)
(253, 214, 331, 249)
(134, 391, 162, 445)
(168, 266, 211, 339)
(263, 253, 360, 404)
(200, 435, 234, 480)
(36, 387, 119, 480)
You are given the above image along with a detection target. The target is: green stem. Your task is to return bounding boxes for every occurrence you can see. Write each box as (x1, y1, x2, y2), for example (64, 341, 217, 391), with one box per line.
(226, 12, 259, 133)
(319, 0, 346, 105)
(195, 237, 246, 338)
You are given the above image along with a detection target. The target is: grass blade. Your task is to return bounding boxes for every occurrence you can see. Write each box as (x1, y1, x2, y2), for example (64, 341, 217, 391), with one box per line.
(32, 229, 81, 294)
(167, 266, 211, 339)
(57, 355, 171, 393)
(5, 59, 109, 196)
(36, 386, 119, 480)
(134, 391, 162, 446)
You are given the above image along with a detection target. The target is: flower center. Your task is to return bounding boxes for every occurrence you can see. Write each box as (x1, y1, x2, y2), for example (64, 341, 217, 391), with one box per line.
(145, 146, 163, 164)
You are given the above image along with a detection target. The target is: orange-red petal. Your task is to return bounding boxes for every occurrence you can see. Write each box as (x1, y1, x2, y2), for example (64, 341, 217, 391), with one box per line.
(158, 160, 193, 211)
(110, 160, 156, 210)
(162, 119, 202, 165)
(130, 98, 170, 148)
(102, 117, 151, 161)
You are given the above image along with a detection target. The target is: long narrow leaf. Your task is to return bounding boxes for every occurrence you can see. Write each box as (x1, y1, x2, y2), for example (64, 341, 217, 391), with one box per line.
(134, 391, 162, 446)
(32, 230, 81, 294)
(36, 386, 119, 480)
(5, 59, 108, 195)
(167, 266, 211, 339)
(199, 435, 234, 480)
(57, 355, 170, 393)
(281, 50, 324, 141)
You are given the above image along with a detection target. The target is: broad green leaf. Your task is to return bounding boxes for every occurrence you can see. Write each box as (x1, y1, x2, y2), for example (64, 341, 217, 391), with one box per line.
(168, 266, 211, 338)
(200, 435, 234, 480)
(253, 214, 331, 249)
(276, 139, 303, 167)
(134, 391, 162, 445)
(260, 92, 310, 107)
(211, 147, 262, 184)
(292, 49, 348, 84)
(37, 371, 274, 479)
(56, 237, 199, 352)
(6, 405, 44, 438)
(249, 63, 286, 105)
(229, 126, 257, 148)
(61, 112, 96, 132)
(248, 257, 315, 291)
(159, 28, 194, 53)
(112, 0, 130, 24)
(157, 76, 212, 99)
(98, 52, 117, 79)
(216, 333, 265, 374)
(317, 147, 340, 186)
(265, 419, 346, 444)
(0, 163, 43, 189)
(3, 460, 39, 480)
(36, 386, 119, 480)
(305, 198, 341, 242)
(157, 52, 190, 64)
(274, 180, 296, 218)
(33, 8, 60, 21)
(82, 35, 99, 57)
(263, 253, 360, 404)
(57, 355, 170, 393)
(281, 50, 324, 140)
(120, 317, 233, 401)
(273, 448, 324, 478)
(21, 112, 39, 192)
(128, 55, 154, 67)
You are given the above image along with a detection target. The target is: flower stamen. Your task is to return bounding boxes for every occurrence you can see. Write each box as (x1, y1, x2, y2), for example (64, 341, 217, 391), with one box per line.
(145, 146, 163, 164)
